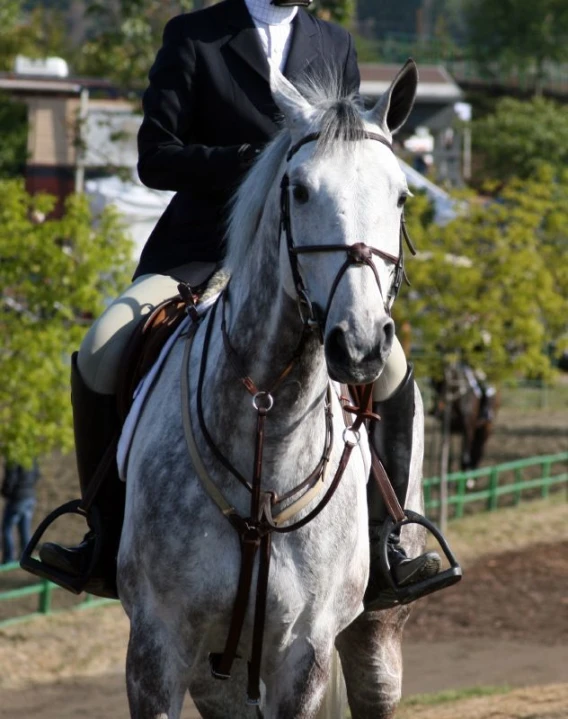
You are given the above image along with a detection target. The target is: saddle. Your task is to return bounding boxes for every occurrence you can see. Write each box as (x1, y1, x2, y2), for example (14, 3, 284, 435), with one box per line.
(116, 287, 198, 423)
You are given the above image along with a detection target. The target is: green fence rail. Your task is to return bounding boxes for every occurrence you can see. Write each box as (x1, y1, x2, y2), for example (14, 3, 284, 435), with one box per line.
(1, 453, 566, 628)
(423, 452, 568, 520)
(0, 563, 115, 628)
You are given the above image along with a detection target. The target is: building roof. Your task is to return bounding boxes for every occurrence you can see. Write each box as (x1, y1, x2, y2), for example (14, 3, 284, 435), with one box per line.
(0, 72, 117, 97)
(1, 63, 462, 103)
(360, 63, 463, 103)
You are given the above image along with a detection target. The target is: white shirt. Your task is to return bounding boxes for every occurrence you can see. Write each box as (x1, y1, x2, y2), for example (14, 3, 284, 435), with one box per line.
(244, 0, 297, 72)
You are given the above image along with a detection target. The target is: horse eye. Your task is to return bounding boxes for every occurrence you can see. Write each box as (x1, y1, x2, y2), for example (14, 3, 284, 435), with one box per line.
(397, 193, 408, 208)
(293, 184, 310, 204)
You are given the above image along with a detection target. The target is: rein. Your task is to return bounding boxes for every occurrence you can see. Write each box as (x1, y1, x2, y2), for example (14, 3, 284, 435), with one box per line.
(180, 128, 413, 705)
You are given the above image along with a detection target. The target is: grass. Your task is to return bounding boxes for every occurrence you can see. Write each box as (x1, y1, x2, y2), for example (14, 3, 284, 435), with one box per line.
(400, 684, 511, 708)
(427, 494, 568, 565)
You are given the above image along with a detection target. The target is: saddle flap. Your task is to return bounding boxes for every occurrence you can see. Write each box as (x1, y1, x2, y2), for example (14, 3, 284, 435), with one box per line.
(116, 295, 188, 421)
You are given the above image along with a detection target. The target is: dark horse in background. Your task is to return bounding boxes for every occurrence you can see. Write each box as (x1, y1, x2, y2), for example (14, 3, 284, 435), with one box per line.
(431, 362, 500, 470)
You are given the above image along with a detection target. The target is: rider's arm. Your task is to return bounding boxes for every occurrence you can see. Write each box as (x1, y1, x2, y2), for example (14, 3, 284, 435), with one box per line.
(137, 16, 251, 194)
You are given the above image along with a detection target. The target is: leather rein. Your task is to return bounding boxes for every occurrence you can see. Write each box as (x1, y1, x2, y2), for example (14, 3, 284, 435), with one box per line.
(180, 129, 413, 705)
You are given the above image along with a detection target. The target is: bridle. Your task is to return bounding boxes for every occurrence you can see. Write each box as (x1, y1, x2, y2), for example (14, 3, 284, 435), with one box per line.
(280, 130, 417, 338)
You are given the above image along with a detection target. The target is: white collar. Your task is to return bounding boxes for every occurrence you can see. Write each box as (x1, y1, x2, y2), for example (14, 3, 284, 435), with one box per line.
(244, 0, 297, 26)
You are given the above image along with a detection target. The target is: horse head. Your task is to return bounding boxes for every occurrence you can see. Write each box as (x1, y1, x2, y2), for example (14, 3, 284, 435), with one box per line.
(268, 60, 418, 385)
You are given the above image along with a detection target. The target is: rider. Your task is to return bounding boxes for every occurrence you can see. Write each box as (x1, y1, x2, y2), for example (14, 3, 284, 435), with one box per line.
(35, 0, 443, 608)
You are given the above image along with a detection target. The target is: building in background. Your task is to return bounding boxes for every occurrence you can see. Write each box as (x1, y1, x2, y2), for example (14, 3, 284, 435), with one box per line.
(0, 56, 119, 217)
(1, 57, 463, 259)
(360, 63, 470, 186)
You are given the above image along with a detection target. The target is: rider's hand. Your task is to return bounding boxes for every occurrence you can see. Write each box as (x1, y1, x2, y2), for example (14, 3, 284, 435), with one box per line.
(238, 144, 263, 168)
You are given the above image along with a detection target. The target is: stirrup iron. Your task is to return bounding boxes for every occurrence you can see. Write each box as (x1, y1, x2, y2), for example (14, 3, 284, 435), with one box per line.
(379, 510, 462, 605)
(20, 501, 103, 595)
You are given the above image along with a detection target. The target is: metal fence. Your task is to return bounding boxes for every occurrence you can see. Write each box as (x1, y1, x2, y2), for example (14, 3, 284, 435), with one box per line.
(423, 452, 568, 520)
(0, 452, 566, 628)
(0, 563, 114, 628)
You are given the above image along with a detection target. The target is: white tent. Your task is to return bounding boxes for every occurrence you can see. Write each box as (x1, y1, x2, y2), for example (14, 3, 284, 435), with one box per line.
(398, 158, 457, 226)
(86, 174, 174, 260)
(86, 163, 456, 261)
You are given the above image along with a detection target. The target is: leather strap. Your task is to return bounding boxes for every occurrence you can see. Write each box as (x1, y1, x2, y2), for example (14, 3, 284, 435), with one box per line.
(181, 327, 238, 519)
(370, 447, 406, 524)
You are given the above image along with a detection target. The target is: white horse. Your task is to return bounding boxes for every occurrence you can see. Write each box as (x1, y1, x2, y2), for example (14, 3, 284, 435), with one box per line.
(118, 60, 426, 718)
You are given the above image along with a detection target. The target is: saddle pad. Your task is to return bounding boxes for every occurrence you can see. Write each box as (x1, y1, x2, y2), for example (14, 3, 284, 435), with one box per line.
(116, 293, 219, 480)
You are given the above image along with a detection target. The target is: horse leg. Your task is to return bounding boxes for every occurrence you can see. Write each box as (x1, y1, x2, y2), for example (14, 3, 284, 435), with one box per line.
(460, 421, 475, 470)
(126, 612, 189, 719)
(336, 607, 408, 719)
(263, 637, 333, 719)
(189, 659, 259, 719)
(470, 422, 490, 469)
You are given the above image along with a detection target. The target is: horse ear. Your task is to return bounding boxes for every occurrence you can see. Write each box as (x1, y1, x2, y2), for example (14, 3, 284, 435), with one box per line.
(366, 59, 418, 137)
(270, 66, 313, 129)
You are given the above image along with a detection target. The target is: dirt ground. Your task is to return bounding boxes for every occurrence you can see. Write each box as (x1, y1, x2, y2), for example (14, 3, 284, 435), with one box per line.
(1, 495, 567, 718)
(0, 402, 566, 716)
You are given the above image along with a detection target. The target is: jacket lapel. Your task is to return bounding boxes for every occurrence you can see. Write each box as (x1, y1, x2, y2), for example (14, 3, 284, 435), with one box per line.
(225, 0, 271, 84)
(283, 10, 319, 83)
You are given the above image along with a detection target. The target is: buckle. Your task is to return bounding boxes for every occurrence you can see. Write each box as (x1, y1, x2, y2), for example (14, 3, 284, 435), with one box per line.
(20, 500, 103, 595)
(209, 652, 232, 680)
(377, 510, 462, 605)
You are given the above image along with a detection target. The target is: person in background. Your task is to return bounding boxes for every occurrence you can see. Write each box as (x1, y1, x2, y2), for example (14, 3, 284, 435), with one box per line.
(2, 460, 40, 564)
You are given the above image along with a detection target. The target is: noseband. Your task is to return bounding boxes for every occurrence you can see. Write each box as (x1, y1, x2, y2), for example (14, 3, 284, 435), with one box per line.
(280, 131, 416, 337)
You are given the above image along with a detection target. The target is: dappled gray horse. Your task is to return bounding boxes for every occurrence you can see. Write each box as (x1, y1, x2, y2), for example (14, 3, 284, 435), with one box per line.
(118, 61, 427, 718)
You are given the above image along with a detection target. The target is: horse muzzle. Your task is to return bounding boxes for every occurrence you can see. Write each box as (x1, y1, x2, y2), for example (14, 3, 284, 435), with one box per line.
(324, 317, 394, 384)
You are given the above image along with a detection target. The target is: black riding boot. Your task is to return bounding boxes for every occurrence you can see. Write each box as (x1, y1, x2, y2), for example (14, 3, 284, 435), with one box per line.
(39, 353, 124, 599)
(364, 364, 442, 611)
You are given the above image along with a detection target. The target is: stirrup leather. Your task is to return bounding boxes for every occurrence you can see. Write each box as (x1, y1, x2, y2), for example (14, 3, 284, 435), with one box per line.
(20, 501, 103, 595)
(378, 510, 462, 605)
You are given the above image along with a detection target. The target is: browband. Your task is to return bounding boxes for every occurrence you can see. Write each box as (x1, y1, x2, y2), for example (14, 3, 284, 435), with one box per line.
(286, 131, 393, 162)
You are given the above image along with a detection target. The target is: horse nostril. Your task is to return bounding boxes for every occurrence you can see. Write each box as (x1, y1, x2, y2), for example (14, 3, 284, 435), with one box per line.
(325, 326, 348, 365)
(382, 318, 394, 351)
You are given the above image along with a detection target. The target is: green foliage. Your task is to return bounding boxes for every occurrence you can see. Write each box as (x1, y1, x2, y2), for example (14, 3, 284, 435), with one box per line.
(399, 167, 568, 383)
(0, 94, 27, 179)
(352, 32, 381, 63)
(312, 0, 355, 26)
(472, 96, 568, 186)
(4, 1, 357, 86)
(0, 2, 72, 71)
(74, 0, 194, 89)
(465, 0, 568, 90)
(0, 181, 134, 465)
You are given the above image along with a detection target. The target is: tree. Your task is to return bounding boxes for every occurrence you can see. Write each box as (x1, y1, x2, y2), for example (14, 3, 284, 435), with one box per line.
(465, 0, 568, 94)
(399, 166, 568, 384)
(312, 0, 355, 26)
(0, 93, 27, 179)
(0, 181, 134, 466)
(472, 96, 568, 187)
(74, 0, 194, 90)
(4, 1, 357, 89)
(76, 0, 357, 88)
(0, 1, 72, 71)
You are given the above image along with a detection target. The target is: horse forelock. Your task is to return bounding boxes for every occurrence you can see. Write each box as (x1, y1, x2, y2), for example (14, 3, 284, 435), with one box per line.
(225, 78, 369, 277)
(314, 97, 366, 156)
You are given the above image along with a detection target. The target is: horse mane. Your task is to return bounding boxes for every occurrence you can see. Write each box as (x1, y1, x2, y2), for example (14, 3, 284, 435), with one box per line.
(224, 73, 365, 277)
